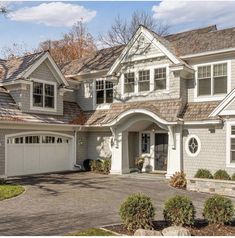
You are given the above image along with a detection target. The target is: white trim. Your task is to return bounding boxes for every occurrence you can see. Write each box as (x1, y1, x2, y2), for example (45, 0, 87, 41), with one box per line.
(194, 60, 231, 102)
(5, 131, 76, 177)
(185, 134, 201, 157)
(109, 109, 177, 126)
(184, 120, 222, 125)
(30, 78, 57, 112)
(226, 121, 235, 168)
(24, 52, 69, 86)
(180, 48, 235, 59)
(108, 26, 180, 75)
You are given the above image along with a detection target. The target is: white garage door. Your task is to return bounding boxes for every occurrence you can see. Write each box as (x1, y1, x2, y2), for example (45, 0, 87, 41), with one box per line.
(6, 133, 74, 176)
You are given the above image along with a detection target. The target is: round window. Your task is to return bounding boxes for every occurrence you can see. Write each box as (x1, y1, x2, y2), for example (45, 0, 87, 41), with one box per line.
(185, 135, 201, 157)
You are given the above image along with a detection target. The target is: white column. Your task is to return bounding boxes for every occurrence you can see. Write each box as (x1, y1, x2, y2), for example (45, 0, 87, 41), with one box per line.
(110, 130, 129, 175)
(166, 125, 183, 178)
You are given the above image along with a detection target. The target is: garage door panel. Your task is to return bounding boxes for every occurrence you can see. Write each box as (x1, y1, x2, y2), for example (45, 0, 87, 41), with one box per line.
(6, 134, 73, 176)
(24, 145, 40, 174)
(7, 145, 24, 176)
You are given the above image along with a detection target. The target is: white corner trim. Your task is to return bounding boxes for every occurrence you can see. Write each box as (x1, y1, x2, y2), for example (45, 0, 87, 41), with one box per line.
(226, 121, 235, 168)
(107, 26, 180, 75)
(194, 60, 231, 103)
(185, 134, 201, 157)
(29, 78, 57, 112)
(23, 52, 69, 86)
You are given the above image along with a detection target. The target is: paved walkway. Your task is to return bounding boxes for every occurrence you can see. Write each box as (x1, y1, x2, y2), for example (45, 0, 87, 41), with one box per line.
(0, 172, 232, 235)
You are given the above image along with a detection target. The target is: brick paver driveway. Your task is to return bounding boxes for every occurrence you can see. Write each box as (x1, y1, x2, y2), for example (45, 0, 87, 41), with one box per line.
(0, 172, 232, 235)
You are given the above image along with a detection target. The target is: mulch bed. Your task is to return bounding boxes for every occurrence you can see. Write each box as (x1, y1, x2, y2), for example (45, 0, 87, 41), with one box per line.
(104, 220, 235, 236)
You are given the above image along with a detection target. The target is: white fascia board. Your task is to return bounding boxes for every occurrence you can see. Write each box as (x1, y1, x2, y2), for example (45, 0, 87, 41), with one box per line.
(209, 88, 235, 117)
(23, 52, 69, 87)
(180, 48, 235, 59)
(107, 26, 180, 76)
(184, 120, 222, 125)
(0, 79, 31, 86)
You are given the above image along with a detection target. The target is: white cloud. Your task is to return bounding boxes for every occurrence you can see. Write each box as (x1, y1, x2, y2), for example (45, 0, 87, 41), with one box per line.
(8, 2, 96, 27)
(152, 0, 235, 29)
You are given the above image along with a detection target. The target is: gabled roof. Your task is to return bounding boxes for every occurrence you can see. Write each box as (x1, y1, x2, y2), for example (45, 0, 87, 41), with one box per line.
(61, 25, 233, 77)
(0, 52, 45, 82)
(0, 51, 69, 86)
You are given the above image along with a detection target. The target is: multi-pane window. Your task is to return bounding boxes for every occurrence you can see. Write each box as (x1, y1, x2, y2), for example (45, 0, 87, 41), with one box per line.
(138, 70, 150, 92)
(141, 133, 150, 153)
(25, 136, 40, 144)
(197, 63, 227, 96)
(230, 126, 235, 163)
(188, 137, 199, 154)
(154, 68, 167, 90)
(214, 63, 227, 94)
(124, 73, 135, 93)
(33, 82, 55, 109)
(96, 80, 113, 104)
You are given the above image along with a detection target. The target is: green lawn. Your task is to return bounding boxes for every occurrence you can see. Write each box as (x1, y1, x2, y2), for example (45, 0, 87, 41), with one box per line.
(0, 184, 25, 201)
(68, 228, 117, 236)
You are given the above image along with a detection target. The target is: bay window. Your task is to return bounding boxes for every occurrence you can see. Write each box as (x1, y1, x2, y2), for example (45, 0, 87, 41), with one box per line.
(197, 62, 228, 97)
(96, 80, 113, 104)
(124, 72, 135, 93)
(138, 70, 150, 92)
(154, 67, 167, 90)
(32, 81, 55, 109)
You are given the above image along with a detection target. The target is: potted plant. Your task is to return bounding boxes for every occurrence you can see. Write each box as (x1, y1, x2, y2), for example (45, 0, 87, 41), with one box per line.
(135, 156, 145, 173)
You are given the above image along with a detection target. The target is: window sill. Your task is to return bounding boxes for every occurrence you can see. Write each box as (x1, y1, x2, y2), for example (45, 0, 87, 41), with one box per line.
(194, 94, 226, 102)
(226, 163, 235, 168)
(95, 104, 112, 110)
(123, 90, 169, 98)
(30, 106, 57, 113)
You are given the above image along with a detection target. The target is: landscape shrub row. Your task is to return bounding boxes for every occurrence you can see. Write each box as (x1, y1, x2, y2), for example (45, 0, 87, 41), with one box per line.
(119, 193, 235, 232)
(194, 169, 235, 181)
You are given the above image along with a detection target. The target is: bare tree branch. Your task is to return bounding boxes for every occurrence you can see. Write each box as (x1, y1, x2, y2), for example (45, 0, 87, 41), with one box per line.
(99, 10, 170, 47)
(38, 21, 97, 64)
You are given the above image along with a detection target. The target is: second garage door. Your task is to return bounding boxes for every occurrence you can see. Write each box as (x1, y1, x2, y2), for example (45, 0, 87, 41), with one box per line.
(6, 133, 74, 176)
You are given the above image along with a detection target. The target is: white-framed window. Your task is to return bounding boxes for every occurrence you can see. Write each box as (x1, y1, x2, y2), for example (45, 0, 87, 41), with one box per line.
(31, 79, 56, 111)
(141, 133, 150, 153)
(195, 61, 231, 101)
(185, 135, 201, 157)
(124, 72, 135, 93)
(95, 79, 113, 104)
(154, 67, 167, 90)
(138, 70, 150, 92)
(226, 122, 235, 167)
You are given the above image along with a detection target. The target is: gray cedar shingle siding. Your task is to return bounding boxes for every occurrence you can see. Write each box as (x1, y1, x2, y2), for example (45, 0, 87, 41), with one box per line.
(183, 125, 235, 177)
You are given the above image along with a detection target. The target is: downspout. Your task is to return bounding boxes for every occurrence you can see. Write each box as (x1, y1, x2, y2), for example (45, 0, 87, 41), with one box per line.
(73, 126, 83, 170)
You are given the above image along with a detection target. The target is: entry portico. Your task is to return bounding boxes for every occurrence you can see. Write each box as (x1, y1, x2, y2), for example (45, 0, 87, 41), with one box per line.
(109, 108, 183, 178)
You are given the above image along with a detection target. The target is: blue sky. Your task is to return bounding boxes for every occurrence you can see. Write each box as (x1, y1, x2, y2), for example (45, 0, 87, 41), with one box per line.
(1, 1, 235, 57)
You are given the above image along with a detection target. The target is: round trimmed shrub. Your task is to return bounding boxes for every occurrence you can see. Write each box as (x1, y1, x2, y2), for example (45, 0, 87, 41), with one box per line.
(203, 195, 234, 225)
(119, 193, 155, 231)
(163, 195, 195, 226)
(214, 170, 231, 180)
(194, 169, 213, 179)
(232, 173, 235, 181)
(169, 171, 187, 189)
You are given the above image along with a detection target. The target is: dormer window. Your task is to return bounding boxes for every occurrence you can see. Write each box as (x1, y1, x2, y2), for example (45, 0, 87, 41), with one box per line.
(138, 70, 150, 92)
(31, 80, 56, 111)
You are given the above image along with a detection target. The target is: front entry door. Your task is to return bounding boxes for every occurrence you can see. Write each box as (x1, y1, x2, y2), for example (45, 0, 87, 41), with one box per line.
(155, 133, 168, 171)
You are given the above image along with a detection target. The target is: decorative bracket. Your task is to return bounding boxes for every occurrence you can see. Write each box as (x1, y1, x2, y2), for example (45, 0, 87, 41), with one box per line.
(110, 126, 119, 148)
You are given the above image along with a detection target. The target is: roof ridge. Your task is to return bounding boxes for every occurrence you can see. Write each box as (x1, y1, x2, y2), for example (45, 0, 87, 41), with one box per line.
(165, 25, 217, 38)
(5, 50, 46, 62)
